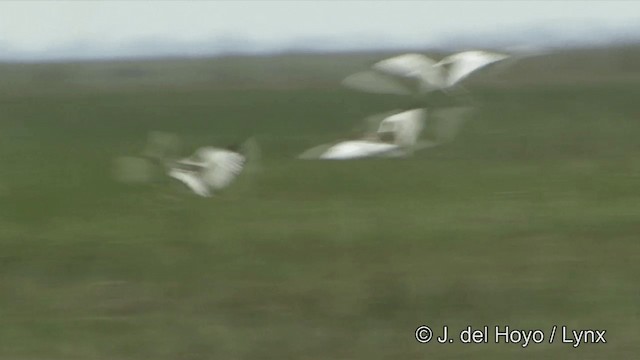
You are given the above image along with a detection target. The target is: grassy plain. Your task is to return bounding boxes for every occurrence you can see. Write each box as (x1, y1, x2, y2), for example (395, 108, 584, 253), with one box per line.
(1, 47, 640, 359)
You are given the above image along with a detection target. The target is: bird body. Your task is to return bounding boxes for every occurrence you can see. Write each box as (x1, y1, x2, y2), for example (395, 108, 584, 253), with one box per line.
(168, 147, 246, 197)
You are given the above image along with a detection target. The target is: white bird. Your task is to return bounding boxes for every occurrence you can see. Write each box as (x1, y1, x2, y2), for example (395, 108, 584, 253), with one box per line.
(342, 50, 510, 95)
(300, 108, 436, 160)
(113, 132, 256, 197)
(300, 106, 474, 161)
(168, 146, 247, 197)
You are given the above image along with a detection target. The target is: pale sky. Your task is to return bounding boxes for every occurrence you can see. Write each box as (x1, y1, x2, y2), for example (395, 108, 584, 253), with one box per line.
(0, 1, 639, 55)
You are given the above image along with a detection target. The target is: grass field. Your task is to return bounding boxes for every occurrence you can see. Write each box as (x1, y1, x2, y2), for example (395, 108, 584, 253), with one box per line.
(1, 47, 640, 359)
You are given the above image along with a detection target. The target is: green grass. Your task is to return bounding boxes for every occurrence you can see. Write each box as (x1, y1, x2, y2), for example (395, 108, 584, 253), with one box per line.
(1, 49, 640, 359)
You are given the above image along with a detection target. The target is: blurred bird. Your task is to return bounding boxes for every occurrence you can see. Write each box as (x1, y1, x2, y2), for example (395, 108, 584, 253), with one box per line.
(316, 108, 430, 160)
(113, 132, 259, 197)
(342, 50, 510, 97)
(300, 107, 473, 160)
(168, 145, 246, 197)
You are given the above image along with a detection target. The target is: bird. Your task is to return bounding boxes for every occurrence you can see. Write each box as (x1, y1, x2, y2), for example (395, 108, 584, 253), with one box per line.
(299, 106, 475, 161)
(299, 109, 422, 160)
(167, 146, 247, 197)
(300, 108, 437, 160)
(113, 132, 257, 197)
(341, 50, 510, 97)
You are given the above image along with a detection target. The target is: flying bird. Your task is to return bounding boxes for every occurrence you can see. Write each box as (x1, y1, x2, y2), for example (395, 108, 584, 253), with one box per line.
(168, 146, 247, 197)
(113, 132, 258, 197)
(299, 106, 475, 161)
(299, 109, 427, 160)
(342, 50, 510, 96)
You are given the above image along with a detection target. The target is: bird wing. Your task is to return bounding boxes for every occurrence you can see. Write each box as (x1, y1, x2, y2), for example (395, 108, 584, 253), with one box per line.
(372, 53, 436, 78)
(372, 53, 445, 91)
(168, 169, 211, 197)
(199, 150, 246, 191)
(377, 108, 426, 148)
(438, 51, 510, 88)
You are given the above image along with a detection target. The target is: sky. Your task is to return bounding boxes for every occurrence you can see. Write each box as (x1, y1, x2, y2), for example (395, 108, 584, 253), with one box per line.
(1, 1, 639, 58)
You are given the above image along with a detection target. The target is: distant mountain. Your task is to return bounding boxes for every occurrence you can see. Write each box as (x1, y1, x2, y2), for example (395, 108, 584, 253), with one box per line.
(1, 20, 639, 62)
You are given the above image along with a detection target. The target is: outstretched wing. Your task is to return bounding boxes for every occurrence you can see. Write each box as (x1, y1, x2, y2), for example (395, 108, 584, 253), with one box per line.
(373, 53, 445, 92)
(198, 150, 246, 191)
(377, 108, 426, 148)
(437, 51, 510, 88)
(168, 168, 211, 197)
